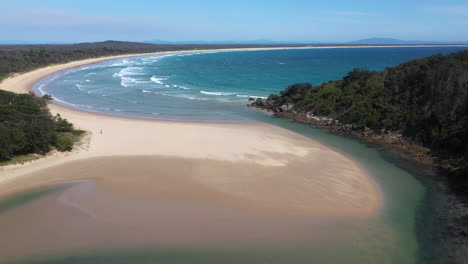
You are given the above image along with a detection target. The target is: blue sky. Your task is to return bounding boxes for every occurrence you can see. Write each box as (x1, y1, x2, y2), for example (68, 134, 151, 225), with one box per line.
(1, 0, 467, 43)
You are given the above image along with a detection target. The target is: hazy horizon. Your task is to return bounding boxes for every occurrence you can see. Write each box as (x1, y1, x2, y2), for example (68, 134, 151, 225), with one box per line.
(1, 0, 468, 44)
(1, 37, 468, 45)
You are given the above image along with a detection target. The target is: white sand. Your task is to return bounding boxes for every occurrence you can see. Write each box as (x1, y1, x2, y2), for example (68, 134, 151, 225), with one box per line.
(0, 48, 381, 217)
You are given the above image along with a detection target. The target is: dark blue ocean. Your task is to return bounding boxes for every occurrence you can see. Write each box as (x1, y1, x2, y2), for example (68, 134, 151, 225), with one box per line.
(37, 46, 468, 121)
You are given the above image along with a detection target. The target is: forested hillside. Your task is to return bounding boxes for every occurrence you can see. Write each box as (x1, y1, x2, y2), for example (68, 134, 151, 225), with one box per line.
(252, 50, 468, 192)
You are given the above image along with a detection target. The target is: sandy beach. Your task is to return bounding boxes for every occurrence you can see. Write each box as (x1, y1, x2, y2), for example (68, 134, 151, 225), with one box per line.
(0, 48, 382, 258)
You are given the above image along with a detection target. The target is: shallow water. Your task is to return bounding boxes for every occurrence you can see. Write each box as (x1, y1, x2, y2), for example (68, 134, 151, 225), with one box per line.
(4, 47, 468, 263)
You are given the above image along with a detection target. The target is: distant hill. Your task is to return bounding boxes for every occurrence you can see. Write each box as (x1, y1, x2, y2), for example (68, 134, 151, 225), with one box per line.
(0, 40, 164, 50)
(346, 37, 468, 45)
(143, 39, 325, 45)
(346, 38, 433, 45)
(144, 40, 263, 45)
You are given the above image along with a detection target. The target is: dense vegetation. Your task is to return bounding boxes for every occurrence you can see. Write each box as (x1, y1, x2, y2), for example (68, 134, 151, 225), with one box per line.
(254, 50, 468, 192)
(0, 41, 307, 80)
(0, 90, 84, 161)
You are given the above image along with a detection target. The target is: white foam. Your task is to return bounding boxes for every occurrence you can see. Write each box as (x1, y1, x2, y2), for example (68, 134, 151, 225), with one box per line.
(37, 84, 46, 95)
(150, 75, 168, 85)
(51, 96, 88, 109)
(75, 84, 86, 91)
(112, 66, 147, 87)
(141, 89, 152, 93)
(200, 91, 236, 96)
(236, 94, 267, 99)
(52, 96, 128, 113)
(75, 84, 98, 94)
(177, 53, 194, 57)
(117, 67, 142, 77)
(173, 85, 191, 90)
(120, 77, 137, 87)
(113, 67, 145, 79)
(108, 59, 132, 67)
(147, 91, 208, 101)
(178, 94, 210, 101)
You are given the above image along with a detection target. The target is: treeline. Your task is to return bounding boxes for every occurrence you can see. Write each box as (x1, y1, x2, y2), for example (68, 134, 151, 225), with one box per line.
(0, 41, 187, 80)
(0, 90, 84, 161)
(0, 41, 298, 80)
(253, 50, 468, 192)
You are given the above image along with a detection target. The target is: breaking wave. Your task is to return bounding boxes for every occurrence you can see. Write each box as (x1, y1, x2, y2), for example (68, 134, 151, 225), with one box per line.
(200, 91, 237, 96)
(150, 75, 168, 85)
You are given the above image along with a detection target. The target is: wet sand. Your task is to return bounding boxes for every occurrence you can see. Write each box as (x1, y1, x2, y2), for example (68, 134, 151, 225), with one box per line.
(0, 156, 395, 262)
(0, 49, 382, 261)
(0, 156, 388, 260)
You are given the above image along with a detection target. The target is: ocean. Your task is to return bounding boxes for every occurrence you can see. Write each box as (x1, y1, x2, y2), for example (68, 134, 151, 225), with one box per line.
(35, 46, 468, 121)
(11, 46, 468, 263)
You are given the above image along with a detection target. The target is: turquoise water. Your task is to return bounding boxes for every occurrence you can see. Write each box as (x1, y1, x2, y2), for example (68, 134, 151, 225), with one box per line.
(36, 46, 468, 121)
(14, 46, 468, 263)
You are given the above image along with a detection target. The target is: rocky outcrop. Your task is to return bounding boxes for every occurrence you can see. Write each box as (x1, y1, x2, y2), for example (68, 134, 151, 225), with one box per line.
(249, 95, 282, 111)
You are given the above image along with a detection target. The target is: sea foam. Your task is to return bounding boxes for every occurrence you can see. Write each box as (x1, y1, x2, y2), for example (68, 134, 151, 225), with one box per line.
(236, 94, 267, 99)
(150, 75, 168, 85)
(113, 67, 146, 87)
(200, 91, 237, 96)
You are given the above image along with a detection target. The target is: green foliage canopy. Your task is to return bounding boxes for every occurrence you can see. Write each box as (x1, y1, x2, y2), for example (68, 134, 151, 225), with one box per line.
(0, 90, 79, 160)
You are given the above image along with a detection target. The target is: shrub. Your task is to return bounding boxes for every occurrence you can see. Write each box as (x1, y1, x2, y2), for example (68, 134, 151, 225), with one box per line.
(54, 113, 74, 132)
(71, 129, 86, 136)
(56, 135, 74, 151)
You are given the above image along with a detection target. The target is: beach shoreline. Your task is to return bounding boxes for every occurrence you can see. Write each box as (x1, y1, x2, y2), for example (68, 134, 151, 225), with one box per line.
(0, 47, 382, 218)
